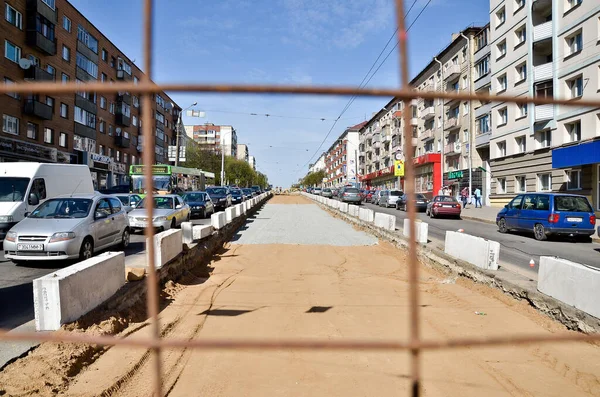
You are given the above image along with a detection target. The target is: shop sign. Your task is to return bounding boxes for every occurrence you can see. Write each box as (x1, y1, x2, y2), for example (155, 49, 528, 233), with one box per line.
(0, 137, 58, 162)
(112, 162, 127, 174)
(90, 153, 111, 164)
(448, 170, 463, 180)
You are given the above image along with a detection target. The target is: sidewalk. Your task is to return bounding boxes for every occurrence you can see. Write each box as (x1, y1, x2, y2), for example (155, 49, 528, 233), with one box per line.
(459, 205, 498, 225)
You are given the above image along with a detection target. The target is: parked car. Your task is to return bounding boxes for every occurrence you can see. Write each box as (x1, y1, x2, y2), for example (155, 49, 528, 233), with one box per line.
(496, 193, 596, 241)
(313, 187, 323, 195)
(426, 196, 462, 219)
(114, 193, 143, 213)
(322, 188, 333, 198)
(230, 188, 245, 204)
(363, 190, 375, 203)
(251, 185, 262, 196)
(378, 190, 403, 208)
(331, 188, 339, 198)
(4, 193, 129, 262)
(242, 188, 253, 199)
(206, 187, 232, 210)
(338, 187, 362, 204)
(396, 193, 429, 212)
(182, 191, 214, 219)
(128, 195, 190, 233)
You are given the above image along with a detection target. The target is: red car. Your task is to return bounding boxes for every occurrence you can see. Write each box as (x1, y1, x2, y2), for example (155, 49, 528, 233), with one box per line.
(426, 195, 462, 219)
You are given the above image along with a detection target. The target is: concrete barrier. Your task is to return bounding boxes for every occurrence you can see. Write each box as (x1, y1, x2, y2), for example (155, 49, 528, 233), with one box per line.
(211, 211, 226, 229)
(444, 231, 499, 271)
(374, 212, 396, 231)
(339, 202, 349, 213)
(330, 200, 339, 209)
(235, 203, 243, 216)
(147, 228, 183, 269)
(538, 256, 600, 319)
(348, 204, 360, 217)
(359, 208, 375, 223)
(225, 206, 236, 223)
(33, 252, 126, 331)
(182, 222, 214, 245)
(403, 219, 429, 244)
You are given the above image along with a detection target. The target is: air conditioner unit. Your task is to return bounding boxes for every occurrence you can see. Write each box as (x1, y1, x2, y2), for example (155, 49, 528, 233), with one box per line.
(454, 142, 462, 152)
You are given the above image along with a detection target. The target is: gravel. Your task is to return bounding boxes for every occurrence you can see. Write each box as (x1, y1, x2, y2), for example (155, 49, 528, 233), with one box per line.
(231, 204, 378, 246)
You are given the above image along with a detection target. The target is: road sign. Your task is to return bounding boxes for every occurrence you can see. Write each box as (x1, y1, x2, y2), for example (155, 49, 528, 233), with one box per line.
(395, 152, 403, 160)
(394, 160, 405, 177)
(168, 145, 186, 162)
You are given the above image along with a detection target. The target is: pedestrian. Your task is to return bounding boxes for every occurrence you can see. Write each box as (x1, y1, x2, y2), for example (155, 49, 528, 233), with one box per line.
(443, 186, 450, 196)
(437, 186, 444, 196)
(460, 186, 469, 208)
(474, 187, 482, 208)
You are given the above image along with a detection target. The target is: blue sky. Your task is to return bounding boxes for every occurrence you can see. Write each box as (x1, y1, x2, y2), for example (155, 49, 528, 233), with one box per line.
(71, 0, 489, 187)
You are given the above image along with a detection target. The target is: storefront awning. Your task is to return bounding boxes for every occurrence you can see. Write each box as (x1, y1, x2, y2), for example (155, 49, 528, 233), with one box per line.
(552, 140, 600, 168)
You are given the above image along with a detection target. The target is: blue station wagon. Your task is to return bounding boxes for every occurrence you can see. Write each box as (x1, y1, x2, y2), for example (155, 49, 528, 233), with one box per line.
(496, 193, 596, 241)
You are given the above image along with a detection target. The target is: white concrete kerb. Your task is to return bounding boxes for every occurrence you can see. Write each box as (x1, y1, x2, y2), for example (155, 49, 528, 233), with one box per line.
(444, 231, 499, 271)
(211, 211, 227, 229)
(403, 219, 428, 244)
(147, 228, 183, 269)
(374, 212, 396, 231)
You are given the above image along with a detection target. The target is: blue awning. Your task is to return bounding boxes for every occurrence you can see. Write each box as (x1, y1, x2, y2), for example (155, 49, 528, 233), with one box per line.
(552, 140, 600, 168)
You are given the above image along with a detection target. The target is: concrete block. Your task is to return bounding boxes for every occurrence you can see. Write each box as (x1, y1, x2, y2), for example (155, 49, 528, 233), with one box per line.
(374, 212, 396, 231)
(444, 231, 499, 271)
(402, 219, 428, 244)
(330, 200, 339, 209)
(147, 229, 183, 269)
(235, 203, 243, 217)
(339, 202, 349, 213)
(192, 224, 213, 240)
(211, 211, 227, 229)
(538, 256, 600, 319)
(181, 221, 194, 245)
(182, 222, 214, 245)
(359, 207, 375, 223)
(33, 252, 126, 331)
(225, 206, 236, 223)
(348, 204, 360, 217)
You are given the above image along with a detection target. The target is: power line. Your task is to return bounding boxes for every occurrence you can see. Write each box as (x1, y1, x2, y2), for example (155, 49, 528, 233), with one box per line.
(195, 108, 363, 122)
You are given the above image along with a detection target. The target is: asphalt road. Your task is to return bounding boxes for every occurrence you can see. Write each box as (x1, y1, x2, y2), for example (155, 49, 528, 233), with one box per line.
(361, 201, 600, 274)
(0, 217, 211, 330)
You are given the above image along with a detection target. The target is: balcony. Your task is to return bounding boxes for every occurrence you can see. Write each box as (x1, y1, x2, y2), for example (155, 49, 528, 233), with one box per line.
(23, 99, 52, 120)
(421, 106, 435, 119)
(24, 65, 54, 81)
(535, 104, 554, 121)
(365, 130, 373, 140)
(74, 123, 96, 140)
(26, 0, 57, 23)
(420, 129, 434, 141)
(533, 21, 552, 42)
(117, 92, 132, 105)
(444, 89, 462, 106)
(374, 141, 381, 149)
(383, 134, 392, 142)
(117, 70, 132, 81)
(534, 63, 553, 82)
(116, 112, 131, 127)
(476, 132, 491, 148)
(26, 30, 56, 56)
(372, 133, 381, 143)
(474, 72, 491, 91)
(444, 117, 459, 130)
(444, 64, 461, 81)
(114, 135, 130, 148)
(444, 141, 462, 155)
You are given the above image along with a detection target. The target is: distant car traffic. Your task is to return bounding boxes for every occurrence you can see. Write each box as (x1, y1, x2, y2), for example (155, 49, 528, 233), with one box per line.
(496, 193, 596, 241)
(114, 193, 143, 213)
(4, 193, 130, 262)
(322, 188, 333, 198)
(229, 188, 245, 204)
(378, 190, 403, 208)
(426, 196, 461, 219)
(251, 185, 262, 196)
(313, 187, 322, 195)
(396, 193, 429, 212)
(128, 195, 190, 233)
(181, 191, 214, 219)
(338, 187, 362, 204)
(206, 187, 232, 210)
(242, 188, 253, 199)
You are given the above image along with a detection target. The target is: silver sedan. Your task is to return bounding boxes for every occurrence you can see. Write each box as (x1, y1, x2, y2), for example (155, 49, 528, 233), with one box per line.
(128, 195, 191, 232)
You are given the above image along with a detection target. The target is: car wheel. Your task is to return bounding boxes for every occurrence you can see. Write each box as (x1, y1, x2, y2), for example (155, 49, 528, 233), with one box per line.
(79, 238, 94, 261)
(199, 209, 205, 219)
(171, 219, 177, 230)
(429, 209, 435, 219)
(534, 223, 547, 241)
(497, 218, 508, 233)
(119, 228, 130, 250)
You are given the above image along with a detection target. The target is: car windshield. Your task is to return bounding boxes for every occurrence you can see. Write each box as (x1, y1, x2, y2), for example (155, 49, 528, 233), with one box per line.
(231, 189, 242, 195)
(242, 189, 252, 194)
(29, 198, 92, 219)
(416, 194, 427, 200)
(138, 197, 174, 210)
(0, 177, 30, 202)
(183, 193, 206, 202)
(116, 195, 129, 205)
(207, 188, 227, 195)
(390, 190, 403, 196)
(554, 196, 593, 212)
(323, 189, 331, 193)
(438, 196, 457, 202)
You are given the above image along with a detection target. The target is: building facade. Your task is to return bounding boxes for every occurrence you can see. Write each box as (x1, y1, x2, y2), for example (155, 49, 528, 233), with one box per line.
(308, 153, 326, 174)
(488, 0, 600, 213)
(236, 143, 249, 162)
(323, 122, 363, 187)
(248, 155, 255, 170)
(1, 0, 181, 190)
(186, 123, 221, 152)
(220, 125, 237, 158)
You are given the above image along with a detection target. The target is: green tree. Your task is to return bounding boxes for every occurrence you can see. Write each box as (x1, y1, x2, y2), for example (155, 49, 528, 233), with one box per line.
(301, 170, 325, 187)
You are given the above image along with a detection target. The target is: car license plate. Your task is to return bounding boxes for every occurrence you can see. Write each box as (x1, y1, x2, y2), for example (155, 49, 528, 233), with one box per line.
(417, 201, 424, 203)
(443, 205, 453, 207)
(566, 217, 582, 223)
(17, 243, 43, 251)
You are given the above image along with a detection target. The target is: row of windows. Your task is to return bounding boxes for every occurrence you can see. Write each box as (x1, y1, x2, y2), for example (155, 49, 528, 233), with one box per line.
(3, 114, 68, 147)
(496, 170, 581, 195)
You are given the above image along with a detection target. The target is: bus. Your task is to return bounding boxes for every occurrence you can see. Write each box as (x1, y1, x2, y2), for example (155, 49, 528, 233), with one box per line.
(129, 164, 215, 196)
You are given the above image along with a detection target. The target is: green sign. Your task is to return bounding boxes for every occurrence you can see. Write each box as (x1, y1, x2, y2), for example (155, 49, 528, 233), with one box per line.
(130, 165, 171, 175)
(448, 170, 463, 180)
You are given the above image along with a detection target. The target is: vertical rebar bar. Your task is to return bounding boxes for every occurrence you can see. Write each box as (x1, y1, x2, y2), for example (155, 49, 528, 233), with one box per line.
(394, 0, 421, 396)
(141, 0, 163, 396)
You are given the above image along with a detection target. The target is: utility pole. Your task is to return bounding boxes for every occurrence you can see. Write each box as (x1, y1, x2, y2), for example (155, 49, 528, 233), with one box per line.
(433, 57, 444, 193)
(174, 102, 198, 166)
(460, 31, 474, 206)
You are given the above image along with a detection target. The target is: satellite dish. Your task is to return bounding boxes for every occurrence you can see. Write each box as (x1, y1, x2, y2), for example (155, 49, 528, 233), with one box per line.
(19, 58, 32, 70)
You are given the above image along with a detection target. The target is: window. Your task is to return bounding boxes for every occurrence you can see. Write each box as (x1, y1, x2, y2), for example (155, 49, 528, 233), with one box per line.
(566, 31, 582, 55)
(568, 75, 583, 98)
(62, 15, 71, 32)
(2, 114, 18, 135)
(133, 96, 139, 108)
(100, 96, 107, 109)
(4, 77, 18, 99)
(156, 111, 165, 124)
(43, 127, 54, 144)
(497, 74, 507, 92)
(36, 14, 55, 41)
(566, 120, 581, 142)
(5, 4, 22, 29)
(515, 175, 526, 193)
(119, 102, 131, 117)
(4, 40, 20, 63)
(476, 56, 489, 78)
(133, 76, 139, 85)
(515, 0, 525, 11)
(132, 115, 137, 126)
(538, 173, 551, 191)
(497, 177, 506, 194)
(516, 63, 527, 83)
(31, 178, 47, 200)
(60, 103, 68, 118)
(496, 40, 507, 59)
(59, 132, 67, 148)
(535, 80, 553, 98)
(74, 106, 96, 128)
(108, 125, 113, 136)
(496, 7, 506, 28)
(476, 115, 490, 134)
(515, 26, 526, 47)
(123, 153, 128, 164)
(26, 122, 37, 139)
(567, 0, 582, 11)
(76, 52, 98, 78)
(61, 73, 69, 83)
(476, 29, 488, 51)
(498, 107, 508, 126)
(77, 25, 98, 53)
(463, 102, 469, 115)
(99, 121, 105, 133)
(46, 64, 55, 78)
(41, 0, 55, 9)
(566, 170, 581, 190)
(76, 79, 96, 103)
(537, 130, 551, 148)
(28, 54, 40, 66)
(110, 56, 116, 68)
(516, 135, 526, 153)
(496, 140, 506, 157)
(101, 72, 107, 82)
(109, 102, 115, 114)
(117, 57, 132, 75)
(116, 150, 121, 162)
(518, 103, 528, 118)
(53, 42, 65, 60)
(101, 48, 107, 62)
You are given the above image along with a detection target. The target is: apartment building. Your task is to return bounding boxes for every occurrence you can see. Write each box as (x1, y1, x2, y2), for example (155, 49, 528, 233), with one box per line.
(236, 143, 249, 162)
(1, 0, 181, 190)
(186, 123, 221, 152)
(308, 153, 326, 174)
(248, 155, 255, 170)
(324, 122, 363, 187)
(220, 125, 237, 158)
(489, 0, 600, 212)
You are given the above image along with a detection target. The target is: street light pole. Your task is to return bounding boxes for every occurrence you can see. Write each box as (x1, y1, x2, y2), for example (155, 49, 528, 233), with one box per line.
(433, 57, 444, 194)
(174, 102, 197, 167)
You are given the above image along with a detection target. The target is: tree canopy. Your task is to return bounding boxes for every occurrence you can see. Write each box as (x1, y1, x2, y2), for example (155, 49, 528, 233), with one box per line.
(301, 170, 325, 187)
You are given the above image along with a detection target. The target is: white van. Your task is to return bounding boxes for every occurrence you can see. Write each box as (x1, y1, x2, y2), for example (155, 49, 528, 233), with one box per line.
(0, 163, 94, 241)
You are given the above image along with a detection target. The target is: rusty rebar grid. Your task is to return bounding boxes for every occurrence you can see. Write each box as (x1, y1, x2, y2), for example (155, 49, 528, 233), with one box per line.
(0, 1, 598, 397)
